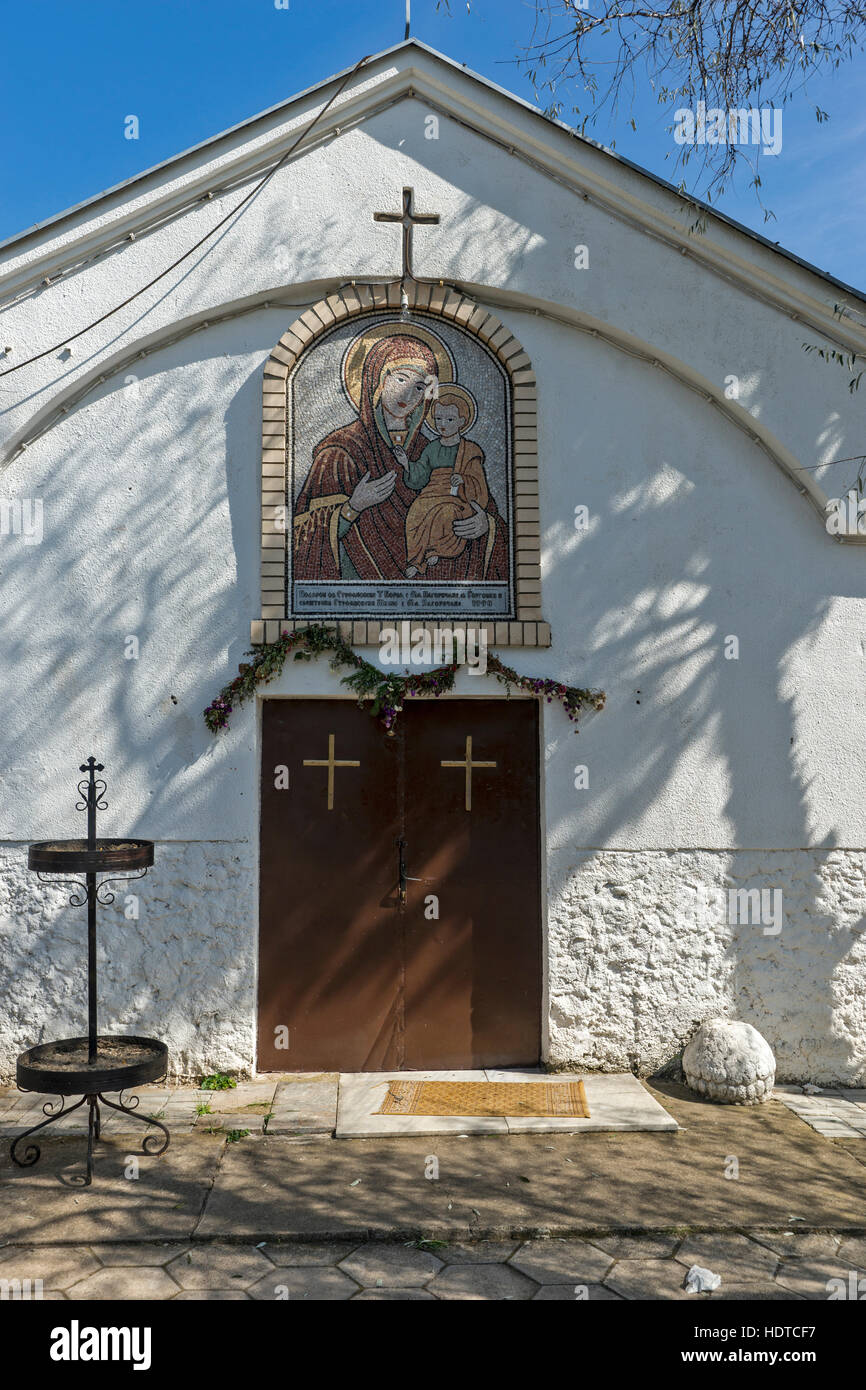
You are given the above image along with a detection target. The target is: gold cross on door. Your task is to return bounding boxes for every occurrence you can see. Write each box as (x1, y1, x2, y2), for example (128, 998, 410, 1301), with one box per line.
(441, 735, 497, 812)
(303, 733, 360, 810)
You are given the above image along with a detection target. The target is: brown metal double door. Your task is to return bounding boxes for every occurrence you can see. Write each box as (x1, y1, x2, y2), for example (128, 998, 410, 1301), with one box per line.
(258, 698, 541, 1071)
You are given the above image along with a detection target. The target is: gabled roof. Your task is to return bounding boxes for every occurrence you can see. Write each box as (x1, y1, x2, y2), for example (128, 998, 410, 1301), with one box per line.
(1, 38, 864, 308)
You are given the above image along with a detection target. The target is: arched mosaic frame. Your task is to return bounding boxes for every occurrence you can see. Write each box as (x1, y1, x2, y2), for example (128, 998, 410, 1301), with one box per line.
(251, 281, 549, 648)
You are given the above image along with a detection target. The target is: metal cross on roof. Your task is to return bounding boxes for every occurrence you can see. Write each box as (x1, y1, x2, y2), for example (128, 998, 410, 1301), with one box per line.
(373, 186, 440, 281)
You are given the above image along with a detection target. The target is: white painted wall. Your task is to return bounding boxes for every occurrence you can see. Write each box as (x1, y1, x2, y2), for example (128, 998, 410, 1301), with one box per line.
(1, 46, 865, 1080)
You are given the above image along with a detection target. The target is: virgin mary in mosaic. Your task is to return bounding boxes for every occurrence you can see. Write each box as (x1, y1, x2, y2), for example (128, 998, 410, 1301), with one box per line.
(290, 316, 513, 619)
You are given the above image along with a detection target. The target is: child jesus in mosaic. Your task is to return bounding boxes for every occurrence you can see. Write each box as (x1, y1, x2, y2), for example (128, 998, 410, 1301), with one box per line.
(394, 386, 489, 578)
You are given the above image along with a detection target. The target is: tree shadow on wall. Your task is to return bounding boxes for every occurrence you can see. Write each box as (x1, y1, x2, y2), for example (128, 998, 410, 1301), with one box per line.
(532, 325, 866, 1084)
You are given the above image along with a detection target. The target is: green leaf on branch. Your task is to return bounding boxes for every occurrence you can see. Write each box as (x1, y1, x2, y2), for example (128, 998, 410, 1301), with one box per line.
(202, 624, 605, 736)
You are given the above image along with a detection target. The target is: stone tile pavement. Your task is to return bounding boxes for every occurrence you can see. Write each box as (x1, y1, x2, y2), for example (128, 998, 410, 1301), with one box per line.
(0, 1074, 338, 1138)
(336, 1070, 677, 1137)
(0, 1071, 681, 1141)
(2, 1075, 866, 1300)
(3, 1074, 864, 1142)
(775, 1085, 866, 1139)
(1, 1230, 864, 1300)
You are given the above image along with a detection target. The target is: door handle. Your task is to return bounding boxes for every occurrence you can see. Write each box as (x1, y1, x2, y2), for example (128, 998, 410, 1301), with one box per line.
(397, 837, 406, 904)
(396, 838, 423, 905)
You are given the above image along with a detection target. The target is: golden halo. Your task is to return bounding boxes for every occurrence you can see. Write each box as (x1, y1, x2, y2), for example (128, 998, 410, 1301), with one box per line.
(429, 383, 478, 434)
(341, 319, 454, 413)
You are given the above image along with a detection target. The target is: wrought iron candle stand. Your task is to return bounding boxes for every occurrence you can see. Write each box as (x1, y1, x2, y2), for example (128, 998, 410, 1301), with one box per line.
(11, 757, 169, 1185)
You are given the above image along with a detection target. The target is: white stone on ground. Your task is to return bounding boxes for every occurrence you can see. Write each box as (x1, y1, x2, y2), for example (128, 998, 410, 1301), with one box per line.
(682, 1019, 775, 1105)
(683, 1264, 721, 1293)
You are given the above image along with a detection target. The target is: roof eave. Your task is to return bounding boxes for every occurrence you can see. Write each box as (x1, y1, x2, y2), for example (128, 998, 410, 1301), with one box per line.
(1, 36, 863, 308)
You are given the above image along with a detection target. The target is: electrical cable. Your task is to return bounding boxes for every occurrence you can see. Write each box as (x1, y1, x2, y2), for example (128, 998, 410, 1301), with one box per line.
(0, 53, 371, 380)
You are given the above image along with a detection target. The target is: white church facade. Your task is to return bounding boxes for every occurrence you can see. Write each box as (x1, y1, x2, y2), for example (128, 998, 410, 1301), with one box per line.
(1, 40, 865, 1083)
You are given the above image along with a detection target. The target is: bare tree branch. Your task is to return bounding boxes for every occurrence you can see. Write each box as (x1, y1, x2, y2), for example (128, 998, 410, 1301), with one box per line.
(516, 1, 866, 209)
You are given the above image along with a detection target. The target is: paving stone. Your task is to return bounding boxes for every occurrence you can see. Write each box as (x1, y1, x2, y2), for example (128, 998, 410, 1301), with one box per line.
(118, 1094, 170, 1110)
(591, 1232, 681, 1260)
(0, 1106, 41, 1122)
(0, 1093, 46, 1110)
(775, 1258, 866, 1299)
(173, 1290, 251, 1300)
(811, 1112, 861, 1134)
(674, 1232, 779, 1281)
(260, 1241, 359, 1266)
(0, 1247, 100, 1289)
(90, 1243, 190, 1266)
(836, 1236, 866, 1269)
(270, 1073, 339, 1084)
(604, 1258, 696, 1301)
(711, 1281, 804, 1300)
(339, 1243, 443, 1287)
(810, 1112, 864, 1127)
(200, 1084, 275, 1111)
(510, 1238, 613, 1284)
(197, 1116, 866, 1237)
(268, 1077, 338, 1134)
(195, 1114, 265, 1134)
(352, 1288, 437, 1299)
(98, 1113, 177, 1135)
(13, 1109, 83, 1131)
(438, 1240, 519, 1263)
(0, 1287, 68, 1300)
(66, 1267, 181, 1300)
(0, 1133, 221, 1245)
(0, 1276, 57, 1299)
(750, 1231, 841, 1260)
(429, 1262, 537, 1300)
(780, 1095, 832, 1108)
(247, 1266, 358, 1300)
(533, 1282, 623, 1300)
(166, 1243, 272, 1290)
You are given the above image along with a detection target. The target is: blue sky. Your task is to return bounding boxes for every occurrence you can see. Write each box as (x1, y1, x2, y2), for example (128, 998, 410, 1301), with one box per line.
(2, 0, 864, 290)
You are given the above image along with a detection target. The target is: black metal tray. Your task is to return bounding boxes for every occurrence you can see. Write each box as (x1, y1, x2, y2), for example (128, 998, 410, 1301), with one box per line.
(16, 1035, 168, 1095)
(28, 839, 155, 873)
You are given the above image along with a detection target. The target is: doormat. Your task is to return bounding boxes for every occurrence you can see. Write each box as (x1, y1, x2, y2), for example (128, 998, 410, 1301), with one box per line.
(377, 1079, 590, 1118)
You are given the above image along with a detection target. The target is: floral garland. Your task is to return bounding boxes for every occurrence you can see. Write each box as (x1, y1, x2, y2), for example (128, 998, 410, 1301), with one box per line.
(204, 625, 605, 735)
